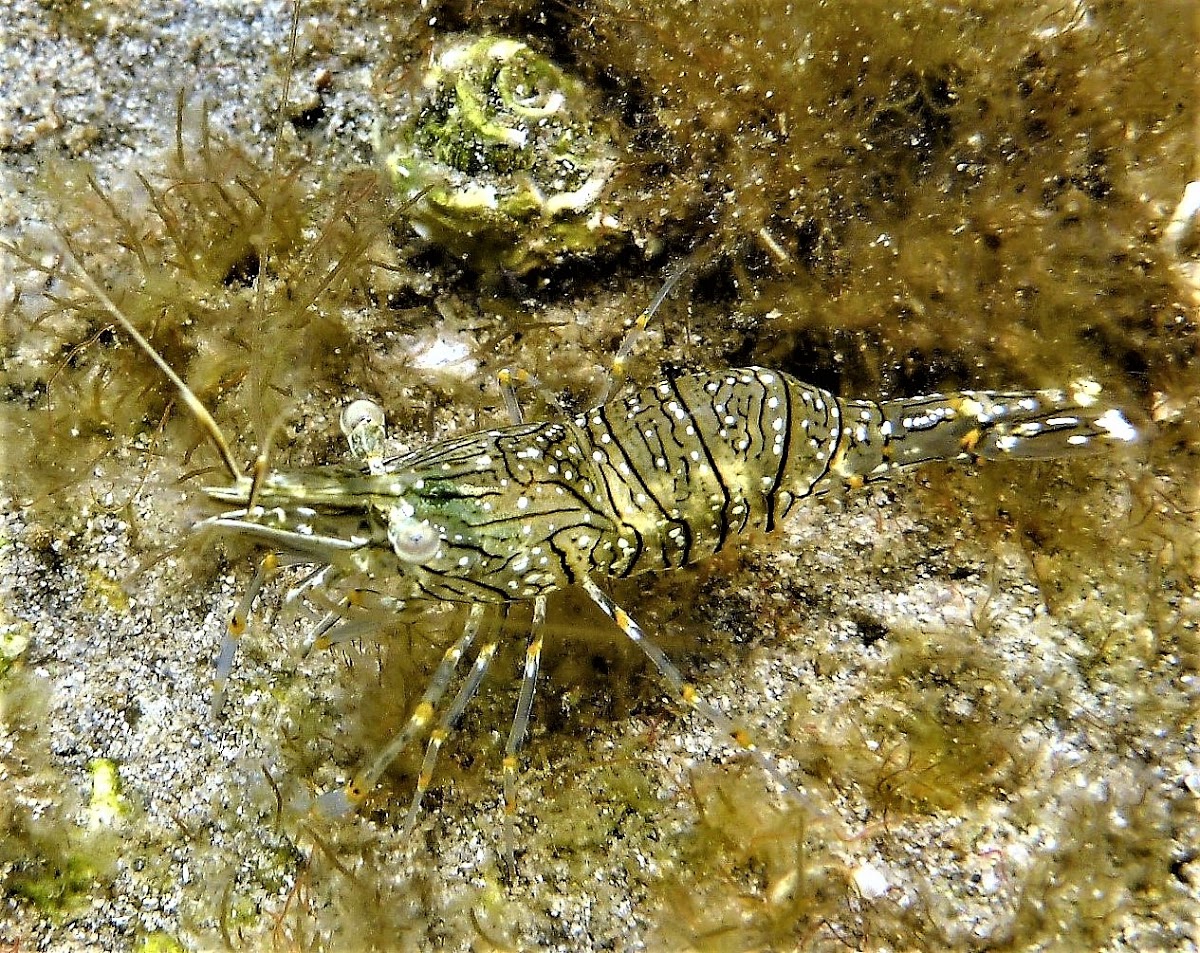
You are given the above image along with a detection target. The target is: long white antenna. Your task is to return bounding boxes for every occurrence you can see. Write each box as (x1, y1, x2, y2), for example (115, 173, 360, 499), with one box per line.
(54, 232, 244, 481)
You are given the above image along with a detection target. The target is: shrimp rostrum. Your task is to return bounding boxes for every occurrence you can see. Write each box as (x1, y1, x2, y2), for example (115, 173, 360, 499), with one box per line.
(57, 250, 1140, 866)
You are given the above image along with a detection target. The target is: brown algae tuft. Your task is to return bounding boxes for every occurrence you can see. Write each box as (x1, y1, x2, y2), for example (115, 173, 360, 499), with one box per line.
(2, 103, 410, 529)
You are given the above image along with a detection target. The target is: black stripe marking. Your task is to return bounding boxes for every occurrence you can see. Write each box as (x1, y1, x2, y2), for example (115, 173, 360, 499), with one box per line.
(763, 372, 794, 533)
(670, 374, 731, 555)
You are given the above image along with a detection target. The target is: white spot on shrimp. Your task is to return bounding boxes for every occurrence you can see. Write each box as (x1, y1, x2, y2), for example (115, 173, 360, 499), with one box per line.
(1071, 379, 1103, 407)
(1096, 408, 1137, 442)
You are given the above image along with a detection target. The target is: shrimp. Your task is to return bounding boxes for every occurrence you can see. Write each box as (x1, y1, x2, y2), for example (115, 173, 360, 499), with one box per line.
(51, 241, 1139, 869)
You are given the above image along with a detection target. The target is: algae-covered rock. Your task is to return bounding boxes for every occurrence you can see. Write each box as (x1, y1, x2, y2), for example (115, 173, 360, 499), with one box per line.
(379, 35, 624, 274)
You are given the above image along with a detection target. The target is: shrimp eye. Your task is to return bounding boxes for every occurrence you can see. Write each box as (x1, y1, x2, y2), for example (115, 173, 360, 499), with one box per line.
(388, 511, 440, 562)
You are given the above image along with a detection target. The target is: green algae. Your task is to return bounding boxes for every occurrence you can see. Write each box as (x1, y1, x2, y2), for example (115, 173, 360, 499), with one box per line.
(1, 668, 120, 918)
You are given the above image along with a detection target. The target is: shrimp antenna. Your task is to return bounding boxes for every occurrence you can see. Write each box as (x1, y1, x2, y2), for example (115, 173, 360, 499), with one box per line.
(53, 231, 245, 482)
(600, 251, 700, 404)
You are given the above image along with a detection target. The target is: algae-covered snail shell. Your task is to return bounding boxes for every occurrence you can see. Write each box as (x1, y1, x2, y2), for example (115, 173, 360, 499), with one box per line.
(378, 35, 626, 274)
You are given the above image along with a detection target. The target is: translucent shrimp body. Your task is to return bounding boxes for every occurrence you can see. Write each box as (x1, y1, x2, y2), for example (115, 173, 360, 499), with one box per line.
(204, 367, 1137, 598)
